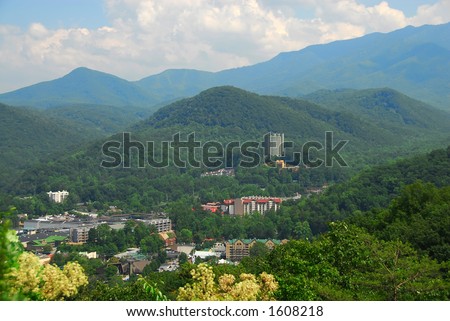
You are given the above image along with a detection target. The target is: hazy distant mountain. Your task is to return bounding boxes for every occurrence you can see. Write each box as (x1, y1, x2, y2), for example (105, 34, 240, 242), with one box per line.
(1, 23, 448, 110)
(135, 69, 217, 102)
(0, 67, 158, 109)
(136, 23, 450, 110)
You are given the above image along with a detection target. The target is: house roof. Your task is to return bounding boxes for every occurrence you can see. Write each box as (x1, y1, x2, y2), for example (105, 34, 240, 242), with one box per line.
(159, 231, 176, 240)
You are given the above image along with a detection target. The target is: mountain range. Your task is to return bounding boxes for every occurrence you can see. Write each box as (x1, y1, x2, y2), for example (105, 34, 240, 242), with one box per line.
(0, 22, 449, 111)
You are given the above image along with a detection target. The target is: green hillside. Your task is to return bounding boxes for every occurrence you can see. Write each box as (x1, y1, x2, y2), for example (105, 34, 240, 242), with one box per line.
(0, 103, 102, 188)
(137, 86, 449, 163)
(46, 103, 153, 135)
(287, 146, 450, 235)
(303, 88, 450, 133)
(275, 146, 450, 264)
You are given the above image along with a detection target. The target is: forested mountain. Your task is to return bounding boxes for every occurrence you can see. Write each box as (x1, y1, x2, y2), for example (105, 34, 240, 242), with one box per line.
(5, 87, 449, 209)
(1, 23, 449, 110)
(303, 88, 450, 133)
(0, 103, 103, 188)
(275, 146, 450, 264)
(135, 86, 449, 162)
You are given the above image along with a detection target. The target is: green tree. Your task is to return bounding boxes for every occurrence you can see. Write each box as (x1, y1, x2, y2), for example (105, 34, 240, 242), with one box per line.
(0, 208, 23, 300)
(179, 228, 193, 244)
(249, 242, 269, 258)
(293, 221, 313, 241)
(178, 252, 188, 265)
(267, 222, 450, 301)
(140, 234, 164, 255)
(42, 244, 53, 254)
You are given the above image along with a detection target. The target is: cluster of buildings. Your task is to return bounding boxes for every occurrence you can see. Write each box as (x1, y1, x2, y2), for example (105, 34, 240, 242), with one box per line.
(19, 213, 176, 252)
(202, 196, 282, 215)
(17, 212, 288, 278)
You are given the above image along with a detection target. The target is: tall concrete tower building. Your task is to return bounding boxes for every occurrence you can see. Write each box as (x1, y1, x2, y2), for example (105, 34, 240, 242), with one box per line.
(264, 132, 284, 158)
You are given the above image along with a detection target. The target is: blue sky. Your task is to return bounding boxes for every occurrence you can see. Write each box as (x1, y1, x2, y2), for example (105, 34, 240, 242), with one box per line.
(0, 0, 435, 27)
(0, 0, 107, 29)
(0, 0, 448, 93)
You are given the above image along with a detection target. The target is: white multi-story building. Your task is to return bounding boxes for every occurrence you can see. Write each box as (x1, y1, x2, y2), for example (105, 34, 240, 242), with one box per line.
(47, 190, 69, 203)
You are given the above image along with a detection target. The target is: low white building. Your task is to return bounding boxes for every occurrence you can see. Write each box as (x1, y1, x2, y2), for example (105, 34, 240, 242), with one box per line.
(193, 250, 221, 262)
(47, 190, 69, 203)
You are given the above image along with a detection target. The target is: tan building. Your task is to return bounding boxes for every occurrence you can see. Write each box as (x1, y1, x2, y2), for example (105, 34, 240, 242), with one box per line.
(225, 238, 287, 261)
(69, 225, 93, 243)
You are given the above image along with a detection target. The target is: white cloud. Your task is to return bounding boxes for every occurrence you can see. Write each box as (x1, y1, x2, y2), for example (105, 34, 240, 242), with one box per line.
(409, 0, 450, 25)
(0, 0, 449, 93)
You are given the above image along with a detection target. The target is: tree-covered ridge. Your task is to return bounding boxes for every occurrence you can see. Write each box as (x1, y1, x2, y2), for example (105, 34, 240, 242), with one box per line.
(288, 146, 450, 235)
(350, 181, 450, 262)
(134, 86, 449, 166)
(46, 103, 153, 135)
(260, 221, 449, 301)
(0, 103, 104, 189)
(303, 87, 450, 132)
(140, 86, 450, 141)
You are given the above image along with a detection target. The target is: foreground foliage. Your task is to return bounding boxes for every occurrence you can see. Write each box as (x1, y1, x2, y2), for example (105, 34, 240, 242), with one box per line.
(8, 252, 88, 300)
(1, 209, 88, 301)
(177, 263, 278, 301)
